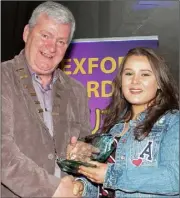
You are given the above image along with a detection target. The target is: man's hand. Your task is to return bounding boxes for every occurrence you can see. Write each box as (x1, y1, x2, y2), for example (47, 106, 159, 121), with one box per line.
(52, 176, 81, 197)
(66, 136, 100, 162)
(78, 161, 108, 184)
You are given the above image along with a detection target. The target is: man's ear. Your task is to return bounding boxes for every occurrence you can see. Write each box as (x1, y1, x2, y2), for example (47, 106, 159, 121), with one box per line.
(23, 24, 30, 43)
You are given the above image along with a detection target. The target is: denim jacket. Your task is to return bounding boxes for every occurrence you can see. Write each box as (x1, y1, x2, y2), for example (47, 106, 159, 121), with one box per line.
(81, 110, 179, 198)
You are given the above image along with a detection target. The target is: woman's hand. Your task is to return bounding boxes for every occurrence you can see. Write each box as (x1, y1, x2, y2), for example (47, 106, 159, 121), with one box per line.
(78, 161, 108, 184)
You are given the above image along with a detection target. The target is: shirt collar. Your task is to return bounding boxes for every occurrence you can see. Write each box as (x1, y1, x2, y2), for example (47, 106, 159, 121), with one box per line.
(136, 110, 147, 121)
(120, 109, 147, 123)
(26, 63, 58, 91)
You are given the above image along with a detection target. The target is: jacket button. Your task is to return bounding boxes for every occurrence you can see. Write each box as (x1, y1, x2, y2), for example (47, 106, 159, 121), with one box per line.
(48, 153, 54, 160)
(120, 155, 125, 160)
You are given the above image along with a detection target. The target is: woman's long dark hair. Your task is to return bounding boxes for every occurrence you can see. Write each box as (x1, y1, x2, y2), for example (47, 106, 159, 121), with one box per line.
(101, 47, 179, 141)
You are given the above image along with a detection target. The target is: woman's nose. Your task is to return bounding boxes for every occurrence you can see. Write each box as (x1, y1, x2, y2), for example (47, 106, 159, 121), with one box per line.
(131, 74, 140, 84)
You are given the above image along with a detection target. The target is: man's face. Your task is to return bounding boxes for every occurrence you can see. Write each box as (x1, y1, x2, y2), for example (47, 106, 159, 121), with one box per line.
(23, 13, 71, 75)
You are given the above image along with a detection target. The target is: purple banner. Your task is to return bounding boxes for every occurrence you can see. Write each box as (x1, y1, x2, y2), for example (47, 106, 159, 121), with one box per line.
(61, 36, 158, 133)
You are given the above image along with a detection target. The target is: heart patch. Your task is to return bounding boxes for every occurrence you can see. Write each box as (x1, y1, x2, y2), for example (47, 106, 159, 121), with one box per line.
(132, 158, 142, 166)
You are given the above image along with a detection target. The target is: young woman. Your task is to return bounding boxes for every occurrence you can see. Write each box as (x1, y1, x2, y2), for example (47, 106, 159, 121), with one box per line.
(73, 47, 179, 197)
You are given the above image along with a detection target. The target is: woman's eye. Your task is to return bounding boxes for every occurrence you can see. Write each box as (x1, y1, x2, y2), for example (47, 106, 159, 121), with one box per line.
(142, 73, 150, 77)
(125, 72, 133, 76)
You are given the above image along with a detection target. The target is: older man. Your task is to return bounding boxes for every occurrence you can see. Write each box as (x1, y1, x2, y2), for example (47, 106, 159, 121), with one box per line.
(1, 1, 91, 197)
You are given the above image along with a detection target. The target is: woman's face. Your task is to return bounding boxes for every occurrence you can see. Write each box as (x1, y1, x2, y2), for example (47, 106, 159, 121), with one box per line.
(122, 55, 159, 109)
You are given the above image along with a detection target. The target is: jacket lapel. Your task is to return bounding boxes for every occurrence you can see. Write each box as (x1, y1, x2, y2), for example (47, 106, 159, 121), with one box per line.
(13, 50, 47, 130)
(52, 77, 71, 125)
(52, 71, 81, 157)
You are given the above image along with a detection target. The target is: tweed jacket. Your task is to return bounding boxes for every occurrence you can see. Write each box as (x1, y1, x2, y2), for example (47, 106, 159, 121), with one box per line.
(1, 50, 91, 197)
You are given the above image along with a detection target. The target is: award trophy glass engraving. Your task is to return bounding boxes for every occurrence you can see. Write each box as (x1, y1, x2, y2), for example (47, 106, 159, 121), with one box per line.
(57, 133, 115, 174)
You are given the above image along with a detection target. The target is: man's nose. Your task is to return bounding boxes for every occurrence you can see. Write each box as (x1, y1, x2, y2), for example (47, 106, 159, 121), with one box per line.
(47, 41, 56, 53)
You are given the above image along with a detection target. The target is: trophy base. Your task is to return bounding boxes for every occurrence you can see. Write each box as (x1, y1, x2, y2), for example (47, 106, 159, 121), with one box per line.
(57, 158, 97, 174)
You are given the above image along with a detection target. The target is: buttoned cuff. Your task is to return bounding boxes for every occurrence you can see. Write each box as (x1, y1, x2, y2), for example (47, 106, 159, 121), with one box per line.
(75, 177, 87, 196)
(75, 177, 98, 197)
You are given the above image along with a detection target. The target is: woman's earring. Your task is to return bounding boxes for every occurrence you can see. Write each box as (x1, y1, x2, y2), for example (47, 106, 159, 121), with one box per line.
(120, 90, 125, 99)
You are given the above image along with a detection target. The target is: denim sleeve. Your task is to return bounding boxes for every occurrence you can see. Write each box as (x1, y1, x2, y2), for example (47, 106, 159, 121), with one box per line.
(103, 112, 179, 195)
(76, 177, 99, 198)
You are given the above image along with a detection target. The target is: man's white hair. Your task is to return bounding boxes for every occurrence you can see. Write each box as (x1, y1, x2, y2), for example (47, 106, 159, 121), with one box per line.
(28, 1, 76, 43)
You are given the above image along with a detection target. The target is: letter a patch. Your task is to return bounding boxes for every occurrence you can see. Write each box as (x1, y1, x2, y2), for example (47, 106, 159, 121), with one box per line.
(139, 141, 153, 161)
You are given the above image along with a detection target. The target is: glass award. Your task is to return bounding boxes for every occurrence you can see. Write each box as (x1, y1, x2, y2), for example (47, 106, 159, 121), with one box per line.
(56, 133, 115, 174)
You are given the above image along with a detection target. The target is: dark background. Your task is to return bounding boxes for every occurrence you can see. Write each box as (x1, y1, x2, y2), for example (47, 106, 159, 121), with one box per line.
(1, 1, 179, 84)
